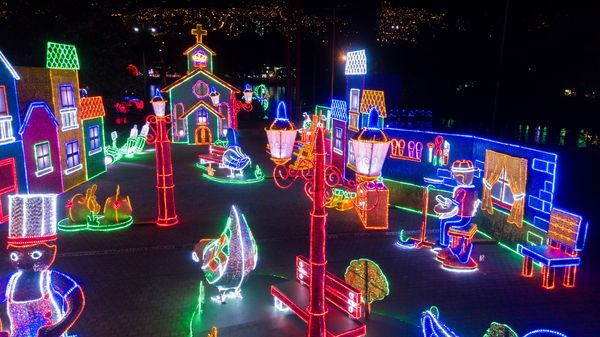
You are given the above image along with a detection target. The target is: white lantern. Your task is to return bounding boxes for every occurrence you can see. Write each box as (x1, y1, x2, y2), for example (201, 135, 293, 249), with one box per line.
(265, 101, 297, 164)
(150, 88, 166, 117)
(243, 83, 253, 104)
(209, 86, 220, 106)
(351, 107, 390, 181)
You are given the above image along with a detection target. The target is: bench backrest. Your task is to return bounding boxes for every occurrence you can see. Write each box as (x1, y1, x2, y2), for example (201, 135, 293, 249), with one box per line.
(548, 208, 588, 252)
(209, 145, 226, 156)
(296, 255, 363, 319)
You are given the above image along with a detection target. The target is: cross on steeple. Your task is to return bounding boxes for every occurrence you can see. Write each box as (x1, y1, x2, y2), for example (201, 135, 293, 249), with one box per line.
(191, 24, 208, 44)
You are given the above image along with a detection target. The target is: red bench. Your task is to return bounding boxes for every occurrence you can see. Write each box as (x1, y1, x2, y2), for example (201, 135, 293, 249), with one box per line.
(198, 144, 226, 165)
(271, 255, 366, 337)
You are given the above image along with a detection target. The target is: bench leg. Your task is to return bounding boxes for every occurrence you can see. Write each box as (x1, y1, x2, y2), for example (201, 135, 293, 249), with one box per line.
(563, 266, 577, 288)
(542, 265, 555, 289)
(522, 256, 533, 277)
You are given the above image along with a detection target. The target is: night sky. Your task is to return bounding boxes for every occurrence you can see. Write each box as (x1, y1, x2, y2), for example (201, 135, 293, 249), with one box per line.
(0, 0, 598, 134)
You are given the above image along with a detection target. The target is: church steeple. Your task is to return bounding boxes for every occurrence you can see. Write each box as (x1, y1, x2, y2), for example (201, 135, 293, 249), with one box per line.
(183, 24, 217, 74)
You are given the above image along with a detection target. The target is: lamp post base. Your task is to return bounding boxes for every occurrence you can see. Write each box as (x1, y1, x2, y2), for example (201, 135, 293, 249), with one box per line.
(157, 217, 179, 227)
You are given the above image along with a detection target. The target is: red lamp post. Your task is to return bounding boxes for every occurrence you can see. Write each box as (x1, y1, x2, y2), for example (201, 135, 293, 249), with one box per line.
(266, 102, 390, 337)
(146, 89, 179, 226)
(230, 85, 254, 131)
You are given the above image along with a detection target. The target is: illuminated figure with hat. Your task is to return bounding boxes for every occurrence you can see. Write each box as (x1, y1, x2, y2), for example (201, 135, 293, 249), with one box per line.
(0, 195, 84, 337)
(433, 160, 481, 269)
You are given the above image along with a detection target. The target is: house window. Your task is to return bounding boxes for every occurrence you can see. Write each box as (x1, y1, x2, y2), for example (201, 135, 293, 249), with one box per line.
(348, 139, 355, 166)
(197, 108, 208, 124)
(0, 116, 14, 144)
(64, 140, 82, 175)
(59, 84, 75, 109)
(350, 89, 360, 111)
(88, 125, 101, 154)
(60, 108, 78, 131)
(34, 141, 53, 177)
(349, 113, 359, 130)
(0, 86, 7, 115)
(491, 169, 514, 209)
(334, 127, 343, 153)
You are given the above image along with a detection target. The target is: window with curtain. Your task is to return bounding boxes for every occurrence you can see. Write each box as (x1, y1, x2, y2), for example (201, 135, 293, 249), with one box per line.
(482, 150, 528, 227)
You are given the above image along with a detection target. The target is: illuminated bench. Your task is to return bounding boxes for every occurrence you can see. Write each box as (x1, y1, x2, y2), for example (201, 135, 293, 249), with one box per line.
(520, 208, 588, 289)
(271, 255, 366, 337)
(198, 144, 226, 165)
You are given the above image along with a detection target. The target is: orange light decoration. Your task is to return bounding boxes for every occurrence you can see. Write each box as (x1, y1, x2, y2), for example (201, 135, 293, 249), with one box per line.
(146, 89, 179, 226)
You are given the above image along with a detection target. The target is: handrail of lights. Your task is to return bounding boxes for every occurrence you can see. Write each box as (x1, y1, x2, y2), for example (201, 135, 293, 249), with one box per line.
(145, 89, 175, 145)
(266, 101, 391, 212)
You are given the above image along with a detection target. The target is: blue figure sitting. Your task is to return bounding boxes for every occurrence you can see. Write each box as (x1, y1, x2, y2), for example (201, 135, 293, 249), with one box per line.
(433, 160, 480, 269)
(222, 128, 251, 177)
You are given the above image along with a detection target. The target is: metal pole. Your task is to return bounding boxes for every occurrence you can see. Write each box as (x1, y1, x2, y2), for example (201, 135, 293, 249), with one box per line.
(307, 126, 327, 337)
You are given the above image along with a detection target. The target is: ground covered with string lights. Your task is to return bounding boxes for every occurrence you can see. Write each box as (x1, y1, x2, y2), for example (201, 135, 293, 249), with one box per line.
(1, 122, 597, 337)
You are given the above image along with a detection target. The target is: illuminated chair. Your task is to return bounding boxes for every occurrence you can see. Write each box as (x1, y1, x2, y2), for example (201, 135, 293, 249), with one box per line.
(439, 223, 478, 270)
(520, 208, 588, 289)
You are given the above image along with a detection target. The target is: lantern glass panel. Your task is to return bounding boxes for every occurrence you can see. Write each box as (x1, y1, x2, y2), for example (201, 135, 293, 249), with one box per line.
(266, 130, 296, 161)
(352, 141, 390, 178)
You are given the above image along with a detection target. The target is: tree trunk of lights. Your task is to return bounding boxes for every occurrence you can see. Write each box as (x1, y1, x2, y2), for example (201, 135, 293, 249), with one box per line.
(307, 127, 327, 337)
(154, 115, 179, 226)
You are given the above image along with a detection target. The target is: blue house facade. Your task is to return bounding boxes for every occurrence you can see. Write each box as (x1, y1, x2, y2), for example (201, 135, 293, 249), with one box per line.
(0, 50, 27, 224)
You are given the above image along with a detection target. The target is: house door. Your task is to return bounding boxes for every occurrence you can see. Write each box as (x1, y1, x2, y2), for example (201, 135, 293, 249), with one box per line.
(0, 158, 18, 224)
(195, 126, 212, 145)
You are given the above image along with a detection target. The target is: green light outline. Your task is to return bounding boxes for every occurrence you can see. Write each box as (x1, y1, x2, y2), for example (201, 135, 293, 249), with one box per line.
(33, 141, 52, 173)
(57, 215, 133, 232)
(196, 163, 265, 185)
(46, 42, 80, 70)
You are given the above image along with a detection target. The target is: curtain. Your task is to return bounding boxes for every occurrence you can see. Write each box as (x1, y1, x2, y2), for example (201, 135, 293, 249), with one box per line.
(505, 155, 528, 227)
(481, 150, 506, 214)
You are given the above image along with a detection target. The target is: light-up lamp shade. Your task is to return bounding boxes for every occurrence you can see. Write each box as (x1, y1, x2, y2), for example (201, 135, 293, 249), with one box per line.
(243, 84, 253, 103)
(351, 107, 390, 181)
(209, 86, 220, 106)
(150, 88, 166, 117)
(266, 101, 297, 164)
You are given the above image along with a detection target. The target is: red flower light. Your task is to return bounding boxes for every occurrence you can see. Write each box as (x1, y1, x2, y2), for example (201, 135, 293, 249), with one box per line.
(112, 201, 121, 209)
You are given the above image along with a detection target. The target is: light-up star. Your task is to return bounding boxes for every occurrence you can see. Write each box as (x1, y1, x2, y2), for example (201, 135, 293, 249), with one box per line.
(191, 24, 208, 44)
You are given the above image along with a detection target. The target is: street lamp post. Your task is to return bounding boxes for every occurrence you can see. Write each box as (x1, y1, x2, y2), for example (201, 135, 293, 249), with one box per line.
(266, 102, 390, 337)
(146, 88, 179, 226)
